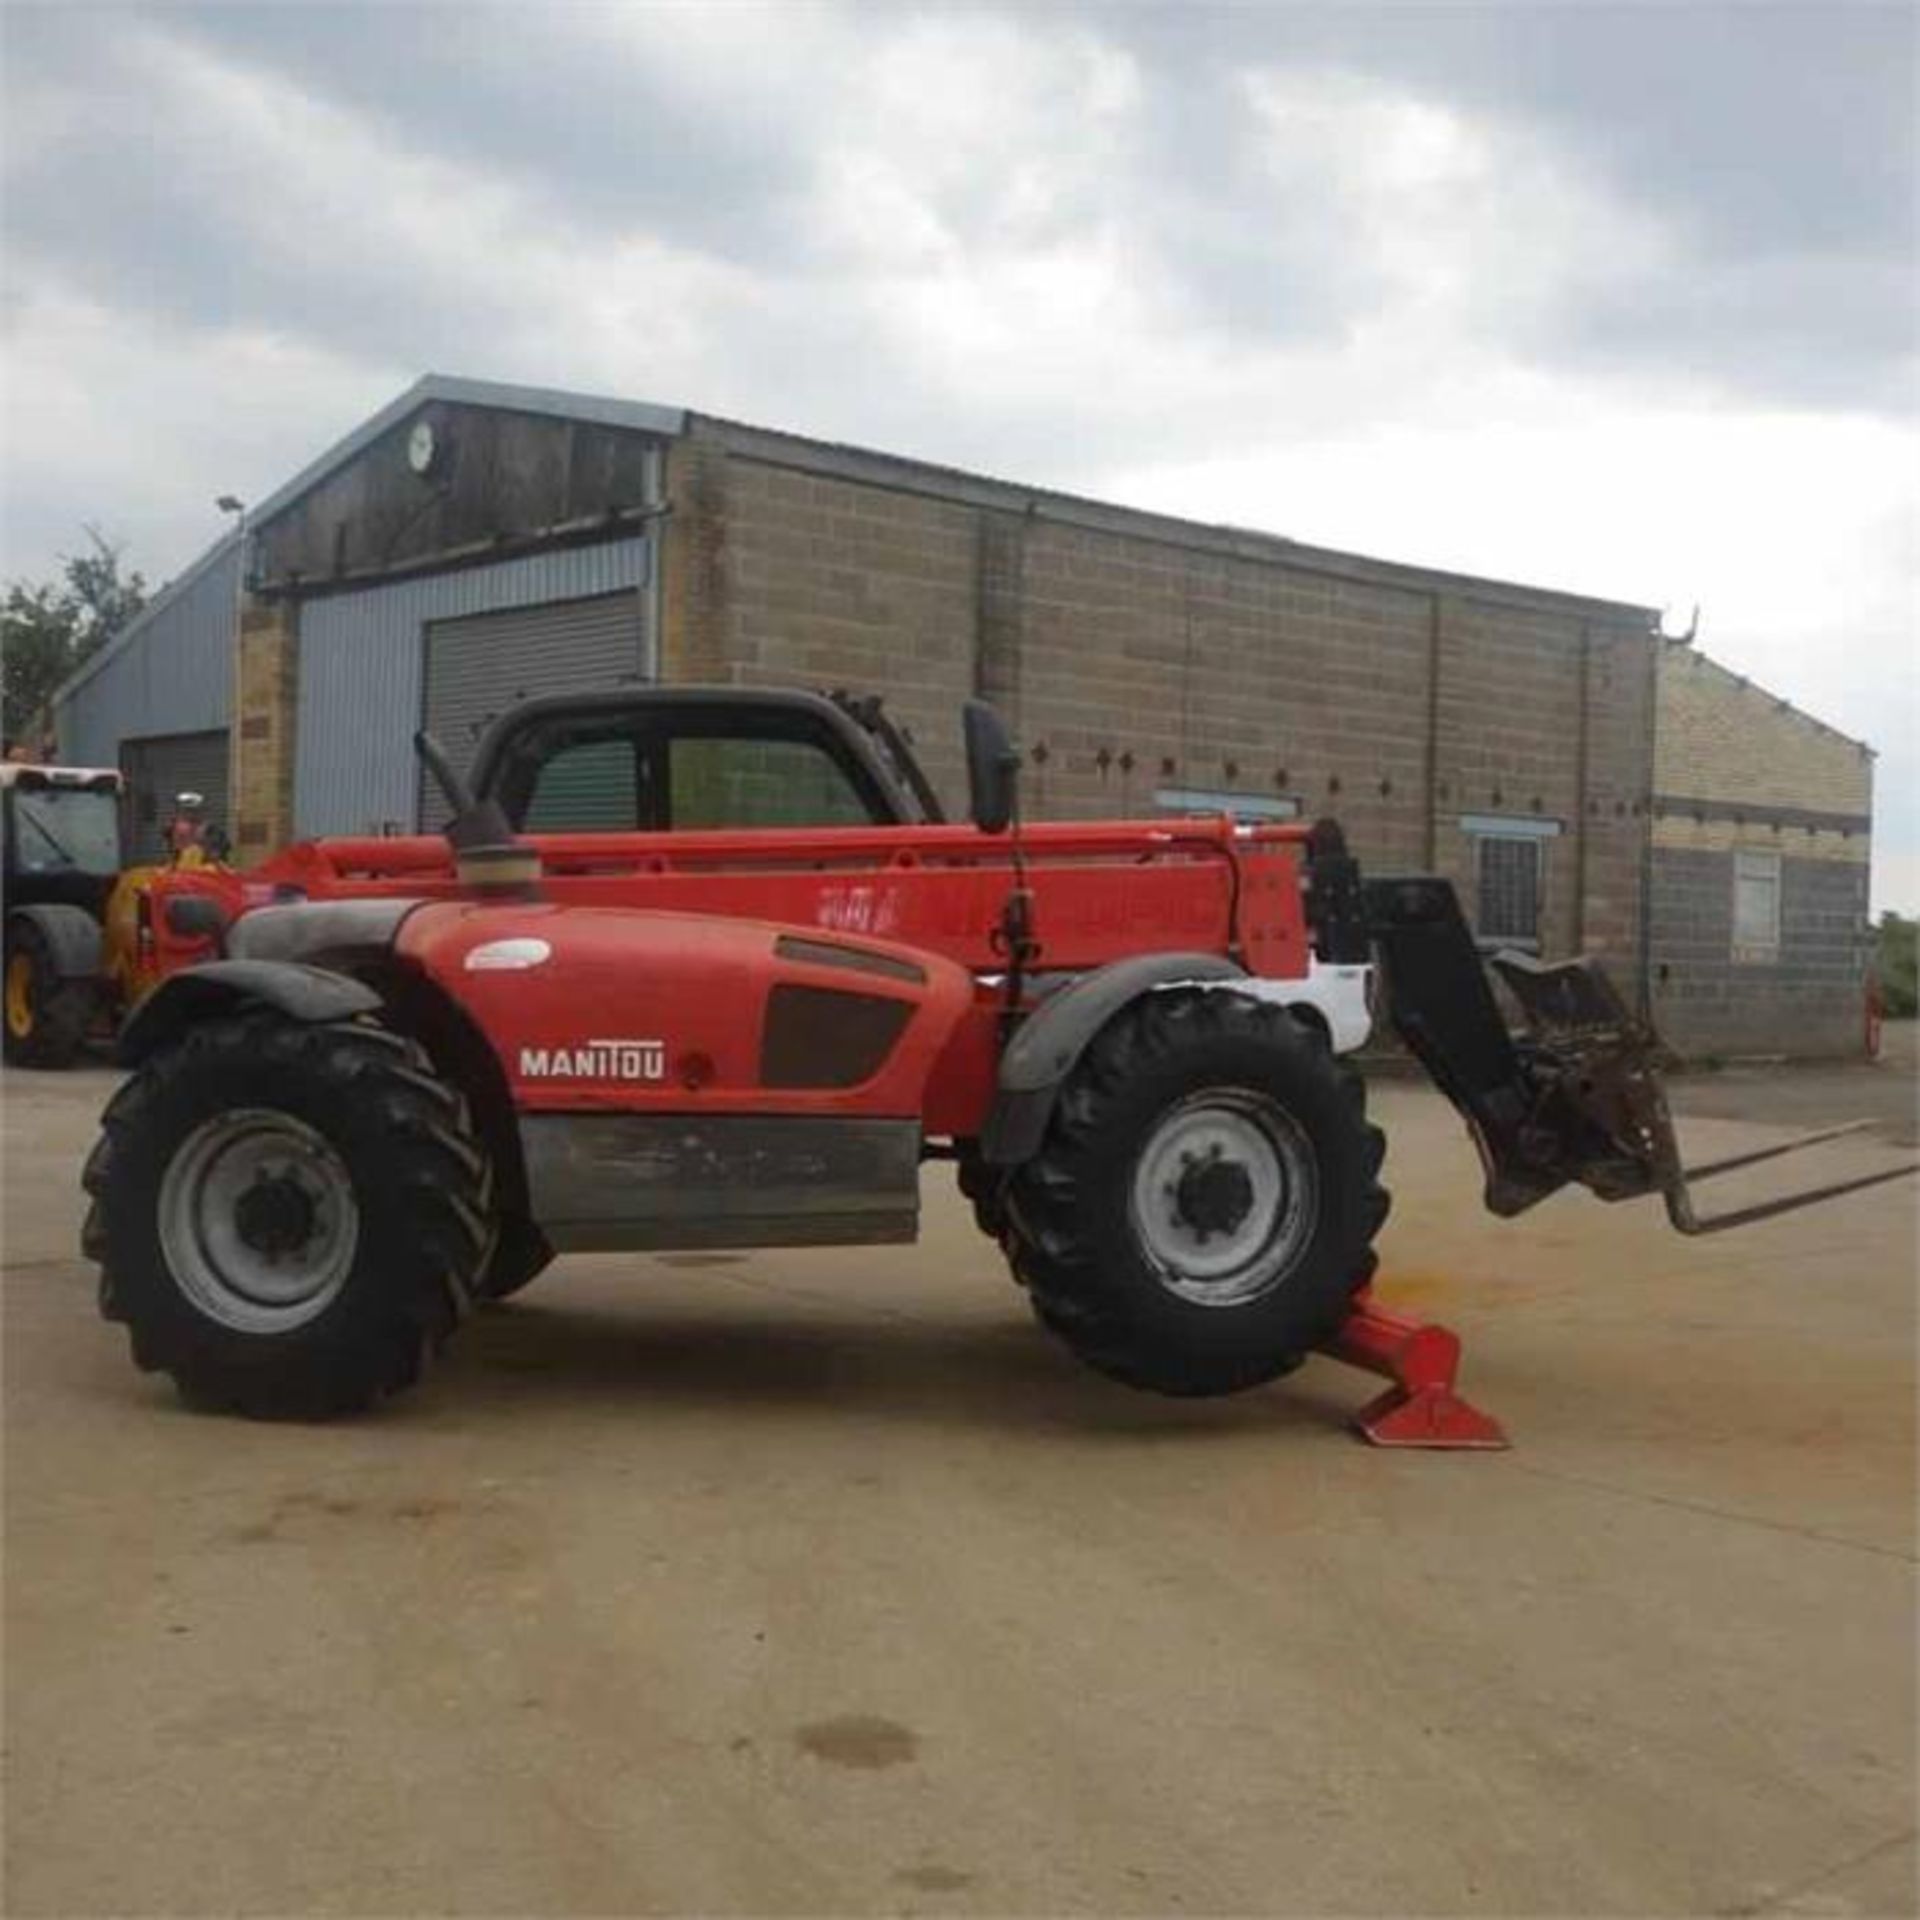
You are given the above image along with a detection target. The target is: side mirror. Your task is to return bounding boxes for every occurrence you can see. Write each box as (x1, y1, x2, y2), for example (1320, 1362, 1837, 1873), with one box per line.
(963, 700, 1020, 836)
(163, 894, 228, 945)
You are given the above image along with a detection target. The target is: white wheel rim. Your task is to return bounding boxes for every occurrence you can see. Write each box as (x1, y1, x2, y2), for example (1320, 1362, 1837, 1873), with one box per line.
(1128, 1091, 1319, 1307)
(157, 1108, 359, 1334)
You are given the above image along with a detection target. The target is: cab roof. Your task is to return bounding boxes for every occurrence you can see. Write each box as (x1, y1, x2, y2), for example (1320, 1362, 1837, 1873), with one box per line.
(0, 764, 121, 790)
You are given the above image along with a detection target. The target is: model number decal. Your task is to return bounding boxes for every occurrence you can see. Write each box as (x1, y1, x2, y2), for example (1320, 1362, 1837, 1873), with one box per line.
(519, 1038, 666, 1082)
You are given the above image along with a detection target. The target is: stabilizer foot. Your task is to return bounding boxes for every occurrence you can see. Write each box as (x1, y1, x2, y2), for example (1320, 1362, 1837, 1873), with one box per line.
(1320, 1289, 1510, 1450)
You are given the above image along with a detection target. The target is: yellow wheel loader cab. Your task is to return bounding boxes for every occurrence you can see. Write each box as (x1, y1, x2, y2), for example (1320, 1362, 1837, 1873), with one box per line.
(2, 762, 123, 1068)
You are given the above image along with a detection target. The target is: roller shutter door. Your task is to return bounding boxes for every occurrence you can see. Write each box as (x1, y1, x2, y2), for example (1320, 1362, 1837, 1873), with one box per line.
(119, 729, 230, 863)
(419, 590, 647, 827)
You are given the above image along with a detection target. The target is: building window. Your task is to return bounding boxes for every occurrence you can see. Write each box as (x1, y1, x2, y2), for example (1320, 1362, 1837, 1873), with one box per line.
(1476, 834, 1543, 949)
(1154, 787, 1300, 823)
(1732, 848, 1782, 962)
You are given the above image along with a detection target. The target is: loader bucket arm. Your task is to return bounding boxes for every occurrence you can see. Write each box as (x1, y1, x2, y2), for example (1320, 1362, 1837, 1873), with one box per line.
(1350, 870, 1916, 1234)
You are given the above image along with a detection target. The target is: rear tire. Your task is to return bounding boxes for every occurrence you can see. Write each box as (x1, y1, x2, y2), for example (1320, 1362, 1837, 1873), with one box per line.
(3, 923, 94, 1069)
(85, 1014, 491, 1418)
(1004, 990, 1388, 1397)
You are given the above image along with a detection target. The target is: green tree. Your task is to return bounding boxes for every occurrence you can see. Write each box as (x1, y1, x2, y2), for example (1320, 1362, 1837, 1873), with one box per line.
(1874, 911, 1916, 1018)
(2, 528, 147, 748)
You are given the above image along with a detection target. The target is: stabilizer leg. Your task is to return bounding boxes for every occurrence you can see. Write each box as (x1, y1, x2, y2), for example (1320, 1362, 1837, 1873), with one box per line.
(1319, 1288, 1510, 1450)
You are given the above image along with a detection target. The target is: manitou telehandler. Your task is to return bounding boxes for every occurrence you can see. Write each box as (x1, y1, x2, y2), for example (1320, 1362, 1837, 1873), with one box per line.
(83, 692, 1913, 1437)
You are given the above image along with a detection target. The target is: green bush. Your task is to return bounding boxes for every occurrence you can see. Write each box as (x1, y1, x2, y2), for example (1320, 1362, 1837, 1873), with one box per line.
(1875, 911, 1917, 1018)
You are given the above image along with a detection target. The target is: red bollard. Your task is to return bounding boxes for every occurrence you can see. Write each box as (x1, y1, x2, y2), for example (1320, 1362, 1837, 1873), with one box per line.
(1319, 1288, 1510, 1449)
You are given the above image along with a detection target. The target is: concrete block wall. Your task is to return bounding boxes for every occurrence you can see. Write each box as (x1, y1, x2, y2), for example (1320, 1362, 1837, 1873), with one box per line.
(1649, 644, 1873, 1057)
(662, 415, 1658, 1003)
(1012, 523, 1437, 869)
(1433, 603, 1653, 974)
(1651, 846, 1870, 1056)
(1655, 643, 1873, 816)
(661, 436, 976, 808)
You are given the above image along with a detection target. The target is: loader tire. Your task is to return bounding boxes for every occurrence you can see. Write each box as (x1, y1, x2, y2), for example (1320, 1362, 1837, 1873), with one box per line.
(1004, 990, 1388, 1397)
(475, 1217, 553, 1303)
(956, 1142, 1008, 1242)
(4, 923, 94, 1069)
(84, 1014, 491, 1419)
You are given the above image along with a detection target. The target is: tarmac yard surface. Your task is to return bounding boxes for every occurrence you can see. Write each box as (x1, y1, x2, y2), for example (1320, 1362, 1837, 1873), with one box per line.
(4, 1053, 1915, 1916)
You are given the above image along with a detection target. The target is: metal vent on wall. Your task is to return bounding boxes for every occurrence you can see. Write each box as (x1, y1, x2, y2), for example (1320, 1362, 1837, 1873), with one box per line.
(418, 590, 647, 829)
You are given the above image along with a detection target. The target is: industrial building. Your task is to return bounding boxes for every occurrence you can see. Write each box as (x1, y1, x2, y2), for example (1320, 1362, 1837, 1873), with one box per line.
(52, 374, 1876, 1055)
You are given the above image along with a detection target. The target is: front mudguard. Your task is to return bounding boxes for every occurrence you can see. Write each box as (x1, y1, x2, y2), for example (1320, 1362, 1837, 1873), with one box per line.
(116, 960, 381, 1065)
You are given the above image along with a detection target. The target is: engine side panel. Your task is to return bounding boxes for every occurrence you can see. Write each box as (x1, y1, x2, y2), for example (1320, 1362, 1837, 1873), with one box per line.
(395, 900, 978, 1120)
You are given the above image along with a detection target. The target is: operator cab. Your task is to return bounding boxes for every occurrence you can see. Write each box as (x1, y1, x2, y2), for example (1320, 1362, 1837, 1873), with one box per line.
(2, 764, 123, 903)
(468, 688, 940, 836)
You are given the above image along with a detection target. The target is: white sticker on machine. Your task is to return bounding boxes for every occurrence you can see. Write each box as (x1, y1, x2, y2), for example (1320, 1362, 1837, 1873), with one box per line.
(465, 938, 553, 971)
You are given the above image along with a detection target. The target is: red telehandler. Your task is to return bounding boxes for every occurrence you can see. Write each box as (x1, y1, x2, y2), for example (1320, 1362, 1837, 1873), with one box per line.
(84, 692, 1913, 1438)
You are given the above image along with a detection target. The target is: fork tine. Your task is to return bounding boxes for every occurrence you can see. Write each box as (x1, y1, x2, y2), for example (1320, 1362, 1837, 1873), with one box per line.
(1682, 1119, 1882, 1184)
(1667, 1160, 1918, 1235)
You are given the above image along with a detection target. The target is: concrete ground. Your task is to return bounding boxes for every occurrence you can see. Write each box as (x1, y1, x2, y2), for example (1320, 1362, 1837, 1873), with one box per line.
(4, 1049, 1914, 1917)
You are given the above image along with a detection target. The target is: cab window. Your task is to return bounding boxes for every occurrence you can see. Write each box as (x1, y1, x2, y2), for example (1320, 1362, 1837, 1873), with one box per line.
(666, 734, 878, 830)
(9, 785, 122, 877)
(520, 735, 642, 831)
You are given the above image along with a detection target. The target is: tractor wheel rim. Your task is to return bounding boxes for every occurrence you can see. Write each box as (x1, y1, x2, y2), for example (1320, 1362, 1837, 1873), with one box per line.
(5, 953, 33, 1038)
(1128, 1091, 1318, 1306)
(158, 1108, 359, 1333)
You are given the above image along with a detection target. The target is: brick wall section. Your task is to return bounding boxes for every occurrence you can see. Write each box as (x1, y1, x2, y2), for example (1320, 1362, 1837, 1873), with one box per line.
(666, 442, 979, 808)
(1655, 642, 1873, 817)
(659, 434, 734, 685)
(663, 415, 1659, 1002)
(1651, 849, 1869, 1056)
(1434, 605, 1655, 974)
(1014, 526, 1440, 860)
(231, 598, 298, 852)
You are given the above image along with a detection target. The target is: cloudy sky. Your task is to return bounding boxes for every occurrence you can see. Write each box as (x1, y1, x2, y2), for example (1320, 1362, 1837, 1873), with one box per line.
(3, 1, 1914, 906)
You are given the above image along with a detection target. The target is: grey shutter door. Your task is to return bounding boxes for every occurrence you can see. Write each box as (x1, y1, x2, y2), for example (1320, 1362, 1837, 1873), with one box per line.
(119, 729, 231, 863)
(419, 590, 647, 828)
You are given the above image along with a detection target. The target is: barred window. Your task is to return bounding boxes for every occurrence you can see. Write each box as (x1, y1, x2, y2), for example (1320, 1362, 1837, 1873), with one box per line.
(1476, 835, 1543, 948)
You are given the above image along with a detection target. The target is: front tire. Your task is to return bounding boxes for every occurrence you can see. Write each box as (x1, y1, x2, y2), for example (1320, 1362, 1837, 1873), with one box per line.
(85, 1014, 492, 1418)
(474, 1216, 553, 1302)
(3, 924, 95, 1069)
(1004, 991, 1388, 1396)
